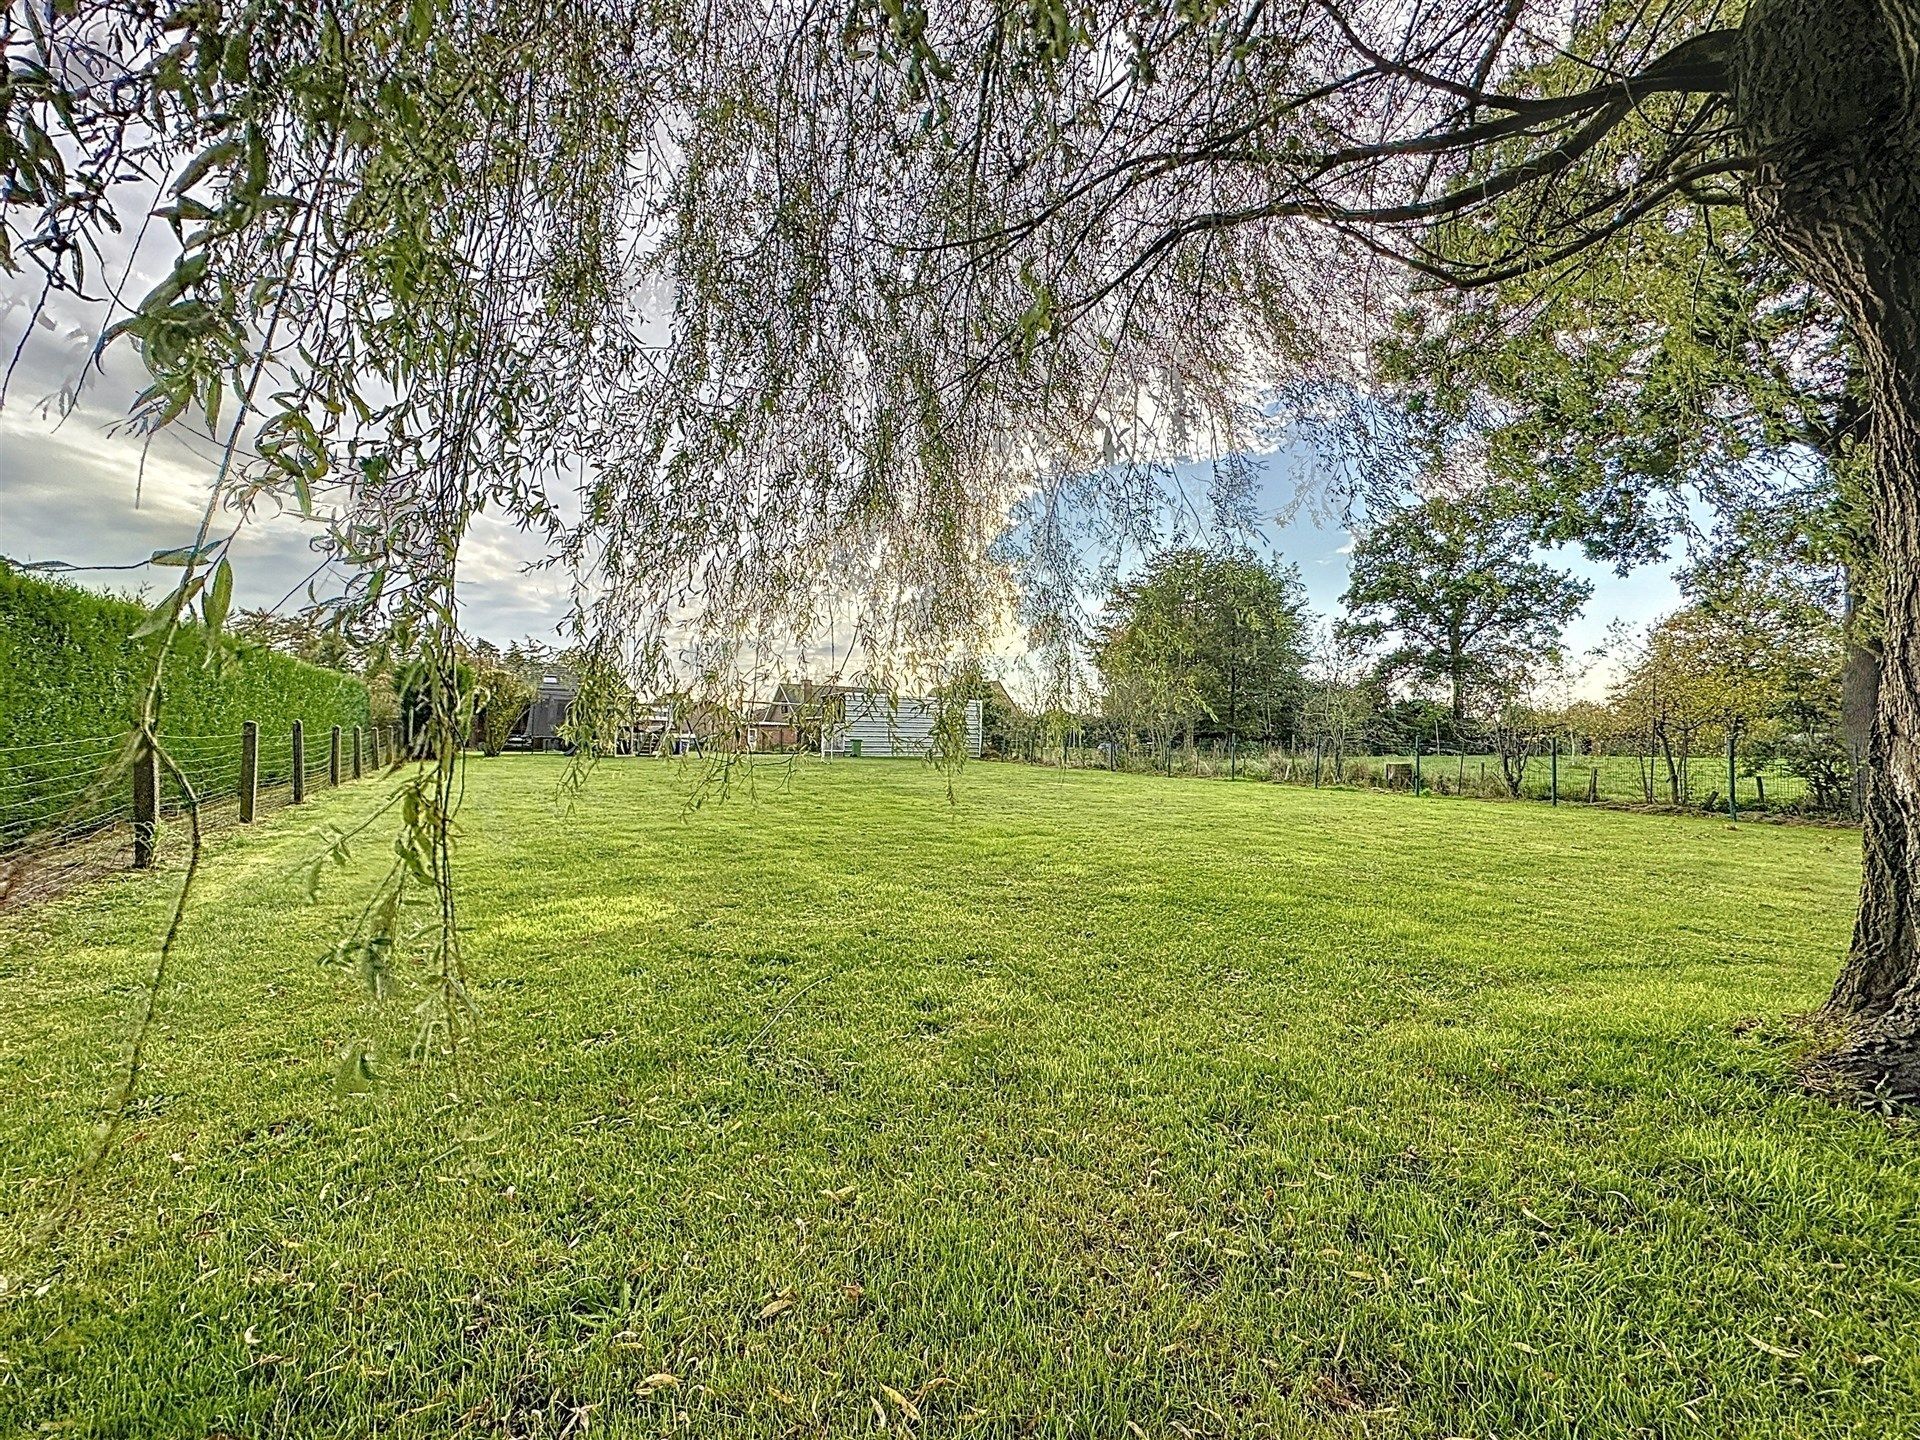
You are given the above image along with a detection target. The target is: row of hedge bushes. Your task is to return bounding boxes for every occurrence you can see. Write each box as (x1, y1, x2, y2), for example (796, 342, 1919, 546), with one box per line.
(1, 565, 371, 845)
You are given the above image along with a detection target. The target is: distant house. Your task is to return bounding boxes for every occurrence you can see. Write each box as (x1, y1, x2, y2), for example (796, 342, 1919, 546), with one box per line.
(754, 680, 859, 751)
(635, 695, 760, 754)
(823, 691, 983, 759)
(516, 669, 578, 750)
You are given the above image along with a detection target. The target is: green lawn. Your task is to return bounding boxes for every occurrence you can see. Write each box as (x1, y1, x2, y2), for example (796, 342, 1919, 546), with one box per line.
(1, 758, 1913, 1438)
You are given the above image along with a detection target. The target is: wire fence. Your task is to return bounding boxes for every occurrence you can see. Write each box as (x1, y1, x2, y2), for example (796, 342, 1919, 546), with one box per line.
(1005, 734, 1860, 822)
(0, 720, 401, 905)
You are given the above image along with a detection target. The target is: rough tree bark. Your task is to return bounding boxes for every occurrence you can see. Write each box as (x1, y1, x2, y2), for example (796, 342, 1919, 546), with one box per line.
(1446, 618, 1467, 722)
(1738, 0, 1920, 1088)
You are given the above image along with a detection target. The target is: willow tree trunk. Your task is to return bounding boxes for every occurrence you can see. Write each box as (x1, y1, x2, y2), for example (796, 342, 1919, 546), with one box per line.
(1740, 0, 1920, 1088)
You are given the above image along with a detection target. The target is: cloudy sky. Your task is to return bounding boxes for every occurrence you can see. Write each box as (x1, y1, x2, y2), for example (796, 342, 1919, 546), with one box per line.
(2, 273, 1684, 697)
(0, 281, 577, 644)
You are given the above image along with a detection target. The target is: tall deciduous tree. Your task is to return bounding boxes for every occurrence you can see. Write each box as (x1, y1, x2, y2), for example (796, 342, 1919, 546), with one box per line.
(1367, 1, 1880, 787)
(1094, 549, 1310, 747)
(1340, 498, 1590, 722)
(1681, 526, 1853, 807)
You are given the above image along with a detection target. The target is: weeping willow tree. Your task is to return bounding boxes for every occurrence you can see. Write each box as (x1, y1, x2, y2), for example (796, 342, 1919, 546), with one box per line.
(8, 0, 1920, 1091)
(3, 0, 673, 1088)
(596, 0, 1918, 1088)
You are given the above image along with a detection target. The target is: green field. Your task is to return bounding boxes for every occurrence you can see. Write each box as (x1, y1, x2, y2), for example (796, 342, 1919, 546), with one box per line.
(2, 759, 1913, 1437)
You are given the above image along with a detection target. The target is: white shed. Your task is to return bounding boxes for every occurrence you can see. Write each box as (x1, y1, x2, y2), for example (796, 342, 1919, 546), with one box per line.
(822, 692, 982, 759)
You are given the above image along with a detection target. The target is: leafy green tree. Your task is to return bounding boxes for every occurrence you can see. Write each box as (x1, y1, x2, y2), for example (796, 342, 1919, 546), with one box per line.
(1680, 534, 1852, 808)
(939, 662, 1022, 758)
(1340, 498, 1591, 723)
(1298, 621, 1376, 780)
(1094, 549, 1310, 748)
(1608, 541, 1849, 810)
(1369, 4, 1859, 571)
(229, 609, 359, 671)
(1610, 613, 1752, 806)
(1367, 2, 1879, 788)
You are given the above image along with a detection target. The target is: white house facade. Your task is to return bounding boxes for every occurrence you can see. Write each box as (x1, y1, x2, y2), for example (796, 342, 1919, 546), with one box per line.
(822, 692, 983, 759)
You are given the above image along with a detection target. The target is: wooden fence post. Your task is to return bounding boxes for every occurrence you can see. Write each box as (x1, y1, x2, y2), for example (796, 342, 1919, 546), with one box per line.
(1587, 766, 1598, 804)
(352, 726, 363, 780)
(132, 736, 159, 869)
(291, 721, 306, 804)
(240, 720, 259, 822)
(329, 725, 342, 787)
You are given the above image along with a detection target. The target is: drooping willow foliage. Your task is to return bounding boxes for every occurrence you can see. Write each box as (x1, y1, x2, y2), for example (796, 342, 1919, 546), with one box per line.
(11, 0, 1784, 714)
(6, 0, 678, 1085)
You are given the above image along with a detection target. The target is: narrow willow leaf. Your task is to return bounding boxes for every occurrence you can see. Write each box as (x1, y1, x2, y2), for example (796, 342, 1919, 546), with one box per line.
(205, 557, 234, 633)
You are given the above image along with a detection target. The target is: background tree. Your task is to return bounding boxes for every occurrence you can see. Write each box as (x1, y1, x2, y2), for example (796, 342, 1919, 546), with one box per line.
(1678, 532, 1851, 808)
(1094, 549, 1310, 751)
(1299, 621, 1379, 782)
(1609, 615, 1747, 807)
(472, 670, 535, 757)
(468, 645, 538, 757)
(938, 661, 1023, 759)
(1340, 497, 1591, 723)
(1604, 553, 1848, 811)
(229, 609, 358, 671)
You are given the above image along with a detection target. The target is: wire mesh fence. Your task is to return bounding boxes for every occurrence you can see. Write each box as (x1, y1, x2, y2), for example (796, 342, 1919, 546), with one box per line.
(1002, 733, 1860, 822)
(1, 721, 400, 904)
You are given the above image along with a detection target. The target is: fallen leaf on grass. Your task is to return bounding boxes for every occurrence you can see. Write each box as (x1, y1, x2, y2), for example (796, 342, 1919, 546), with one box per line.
(758, 1295, 796, 1320)
(878, 1385, 920, 1422)
(636, 1372, 678, 1397)
(1747, 1335, 1800, 1359)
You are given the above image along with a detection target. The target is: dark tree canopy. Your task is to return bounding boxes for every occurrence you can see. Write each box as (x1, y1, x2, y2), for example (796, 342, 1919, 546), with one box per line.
(1376, 195, 1857, 571)
(1094, 548, 1311, 745)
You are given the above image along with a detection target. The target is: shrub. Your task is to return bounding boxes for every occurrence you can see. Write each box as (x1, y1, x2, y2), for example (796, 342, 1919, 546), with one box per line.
(1, 566, 370, 844)
(473, 663, 535, 756)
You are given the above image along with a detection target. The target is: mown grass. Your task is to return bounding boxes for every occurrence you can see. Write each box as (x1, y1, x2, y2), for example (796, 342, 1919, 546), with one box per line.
(0, 758, 1912, 1438)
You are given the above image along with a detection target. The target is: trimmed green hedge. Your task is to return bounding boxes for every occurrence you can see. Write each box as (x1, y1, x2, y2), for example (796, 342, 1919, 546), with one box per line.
(1, 566, 370, 846)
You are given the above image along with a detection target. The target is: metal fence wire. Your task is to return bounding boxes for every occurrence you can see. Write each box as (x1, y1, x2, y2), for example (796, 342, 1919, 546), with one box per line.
(1006, 732, 1860, 821)
(0, 721, 400, 904)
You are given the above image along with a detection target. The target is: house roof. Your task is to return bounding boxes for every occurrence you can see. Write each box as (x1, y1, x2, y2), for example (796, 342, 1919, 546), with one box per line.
(759, 680, 861, 721)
